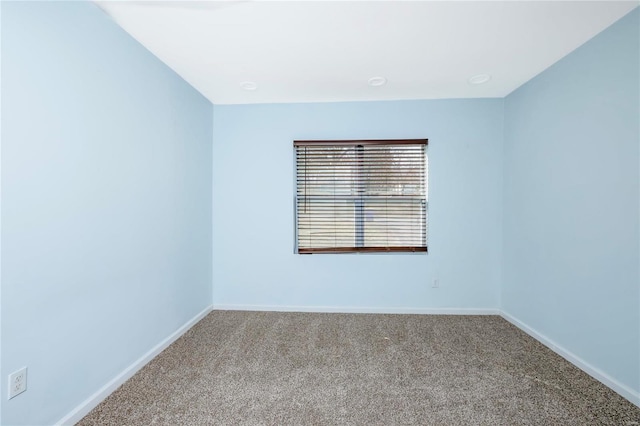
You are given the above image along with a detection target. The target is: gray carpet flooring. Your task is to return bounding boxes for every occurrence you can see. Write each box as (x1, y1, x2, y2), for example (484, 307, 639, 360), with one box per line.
(79, 311, 640, 425)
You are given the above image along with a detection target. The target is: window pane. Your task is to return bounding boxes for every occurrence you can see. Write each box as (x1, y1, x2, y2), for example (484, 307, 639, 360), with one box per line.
(363, 198, 426, 247)
(361, 145, 425, 197)
(297, 198, 356, 249)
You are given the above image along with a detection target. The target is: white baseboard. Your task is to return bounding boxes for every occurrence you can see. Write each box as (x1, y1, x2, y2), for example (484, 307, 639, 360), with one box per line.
(55, 305, 213, 426)
(212, 304, 499, 315)
(500, 310, 640, 408)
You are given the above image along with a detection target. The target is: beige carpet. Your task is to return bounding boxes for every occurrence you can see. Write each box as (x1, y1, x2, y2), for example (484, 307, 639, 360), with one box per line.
(79, 311, 640, 425)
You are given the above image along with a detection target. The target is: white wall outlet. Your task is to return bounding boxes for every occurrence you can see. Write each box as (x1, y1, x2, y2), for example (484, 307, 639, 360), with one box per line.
(8, 367, 27, 399)
(432, 279, 439, 288)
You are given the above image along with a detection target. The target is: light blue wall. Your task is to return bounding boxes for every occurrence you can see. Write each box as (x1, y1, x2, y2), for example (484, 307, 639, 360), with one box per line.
(212, 100, 504, 310)
(503, 8, 639, 395)
(1, 2, 213, 425)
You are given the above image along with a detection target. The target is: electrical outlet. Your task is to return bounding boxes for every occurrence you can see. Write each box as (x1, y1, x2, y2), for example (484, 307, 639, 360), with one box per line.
(432, 279, 439, 288)
(8, 367, 27, 399)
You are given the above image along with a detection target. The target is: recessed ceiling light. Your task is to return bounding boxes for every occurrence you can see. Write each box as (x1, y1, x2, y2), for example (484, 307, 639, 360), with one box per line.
(368, 77, 387, 87)
(240, 81, 258, 91)
(468, 74, 491, 85)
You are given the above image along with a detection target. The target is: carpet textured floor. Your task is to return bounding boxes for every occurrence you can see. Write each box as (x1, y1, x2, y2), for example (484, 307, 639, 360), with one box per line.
(79, 311, 640, 425)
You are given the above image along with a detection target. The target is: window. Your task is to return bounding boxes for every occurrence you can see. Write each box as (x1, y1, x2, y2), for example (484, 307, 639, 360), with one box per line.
(294, 139, 428, 254)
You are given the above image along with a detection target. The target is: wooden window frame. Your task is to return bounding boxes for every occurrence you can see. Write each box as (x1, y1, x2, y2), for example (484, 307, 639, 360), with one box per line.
(294, 139, 428, 254)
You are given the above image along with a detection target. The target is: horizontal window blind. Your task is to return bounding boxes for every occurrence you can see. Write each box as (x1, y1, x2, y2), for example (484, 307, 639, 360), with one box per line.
(295, 139, 428, 254)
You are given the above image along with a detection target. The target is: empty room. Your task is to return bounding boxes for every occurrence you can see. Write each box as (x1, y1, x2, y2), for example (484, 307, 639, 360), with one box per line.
(1, 0, 639, 424)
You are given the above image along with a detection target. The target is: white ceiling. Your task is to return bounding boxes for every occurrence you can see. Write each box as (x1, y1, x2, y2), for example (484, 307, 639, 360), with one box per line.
(95, 1, 638, 105)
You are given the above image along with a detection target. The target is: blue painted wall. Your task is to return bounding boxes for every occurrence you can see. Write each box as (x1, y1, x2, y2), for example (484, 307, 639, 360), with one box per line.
(503, 8, 639, 396)
(212, 99, 504, 310)
(1, 2, 213, 424)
